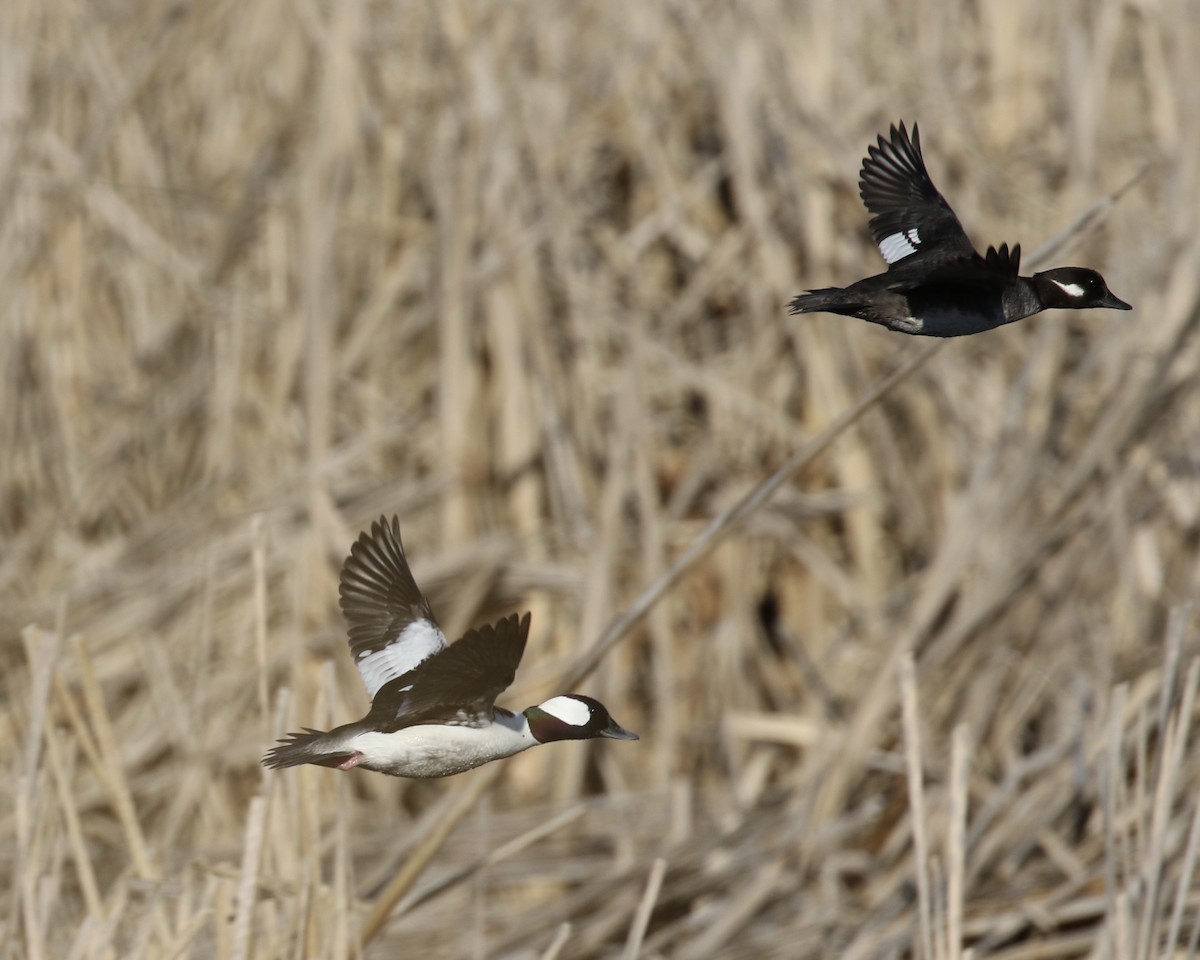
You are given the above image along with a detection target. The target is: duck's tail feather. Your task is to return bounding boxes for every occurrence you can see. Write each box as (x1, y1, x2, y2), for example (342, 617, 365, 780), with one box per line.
(787, 287, 859, 316)
(262, 728, 358, 770)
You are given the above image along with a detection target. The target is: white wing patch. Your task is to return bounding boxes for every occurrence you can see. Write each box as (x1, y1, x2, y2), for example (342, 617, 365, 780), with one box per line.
(879, 227, 921, 264)
(1050, 279, 1085, 298)
(355, 619, 446, 698)
(539, 695, 592, 727)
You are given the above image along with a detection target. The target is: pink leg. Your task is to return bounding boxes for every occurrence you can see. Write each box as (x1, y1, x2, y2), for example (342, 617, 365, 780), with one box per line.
(336, 752, 364, 771)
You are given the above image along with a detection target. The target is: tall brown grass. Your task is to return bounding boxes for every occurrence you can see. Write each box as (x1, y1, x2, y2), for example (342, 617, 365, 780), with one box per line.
(4, 1, 1200, 957)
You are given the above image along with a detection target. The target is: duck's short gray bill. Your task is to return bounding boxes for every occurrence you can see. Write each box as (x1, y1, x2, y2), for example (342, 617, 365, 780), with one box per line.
(602, 723, 639, 741)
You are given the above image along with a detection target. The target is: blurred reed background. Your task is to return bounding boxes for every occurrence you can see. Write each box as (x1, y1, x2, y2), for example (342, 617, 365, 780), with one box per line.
(4, 0, 1200, 957)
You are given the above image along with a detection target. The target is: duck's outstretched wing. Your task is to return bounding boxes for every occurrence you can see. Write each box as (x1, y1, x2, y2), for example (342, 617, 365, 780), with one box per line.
(339, 516, 447, 698)
(859, 121, 976, 267)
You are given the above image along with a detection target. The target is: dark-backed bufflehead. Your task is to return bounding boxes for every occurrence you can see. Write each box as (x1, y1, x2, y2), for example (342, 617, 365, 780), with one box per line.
(788, 121, 1131, 336)
(263, 517, 637, 778)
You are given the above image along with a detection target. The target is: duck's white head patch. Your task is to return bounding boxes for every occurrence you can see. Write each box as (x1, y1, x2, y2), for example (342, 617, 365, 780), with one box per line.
(1050, 279, 1086, 299)
(538, 695, 592, 727)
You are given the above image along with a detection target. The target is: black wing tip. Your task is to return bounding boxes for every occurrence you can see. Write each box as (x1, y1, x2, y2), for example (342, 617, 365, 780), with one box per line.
(471, 610, 532, 641)
(361, 514, 403, 553)
(985, 242, 1021, 275)
(508, 610, 533, 645)
(886, 120, 918, 153)
(866, 120, 920, 161)
(342, 515, 402, 573)
(460, 610, 532, 674)
(859, 119, 930, 211)
(505, 611, 532, 678)
(896, 119, 918, 151)
(339, 513, 416, 600)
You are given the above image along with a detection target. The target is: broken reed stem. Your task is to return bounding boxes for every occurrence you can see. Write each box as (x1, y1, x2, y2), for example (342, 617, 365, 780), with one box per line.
(42, 721, 102, 918)
(948, 725, 970, 960)
(1165, 798, 1200, 957)
(14, 627, 61, 960)
(539, 923, 573, 960)
(1102, 684, 1128, 941)
(900, 653, 935, 960)
(230, 795, 267, 960)
(14, 784, 38, 960)
(930, 855, 947, 960)
(333, 774, 352, 960)
(1136, 651, 1198, 960)
(70, 635, 158, 880)
(252, 514, 270, 735)
(19, 627, 59, 805)
(623, 858, 667, 960)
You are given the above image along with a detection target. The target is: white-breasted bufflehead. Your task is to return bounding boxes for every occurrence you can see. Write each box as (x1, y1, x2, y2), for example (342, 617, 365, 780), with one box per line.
(788, 121, 1131, 336)
(263, 517, 637, 778)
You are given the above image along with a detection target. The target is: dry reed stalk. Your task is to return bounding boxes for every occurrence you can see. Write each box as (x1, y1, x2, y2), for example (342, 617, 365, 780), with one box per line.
(42, 719, 101, 919)
(397, 804, 586, 917)
(70, 636, 157, 881)
(540, 922, 573, 960)
(230, 795, 266, 960)
(252, 515, 270, 734)
(622, 857, 667, 960)
(354, 765, 503, 949)
(902, 653, 936, 960)
(561, 342, 942, 692)
(948, 725, 970, 960)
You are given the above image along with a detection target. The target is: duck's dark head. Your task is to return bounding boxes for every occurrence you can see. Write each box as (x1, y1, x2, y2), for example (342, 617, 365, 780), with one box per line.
(525, 695, 639, 743)
(1033, 267, 1131, 311)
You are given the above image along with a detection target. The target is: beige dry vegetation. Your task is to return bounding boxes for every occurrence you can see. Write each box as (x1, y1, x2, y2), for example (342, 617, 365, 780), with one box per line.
(4, 0, 1200, 957)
